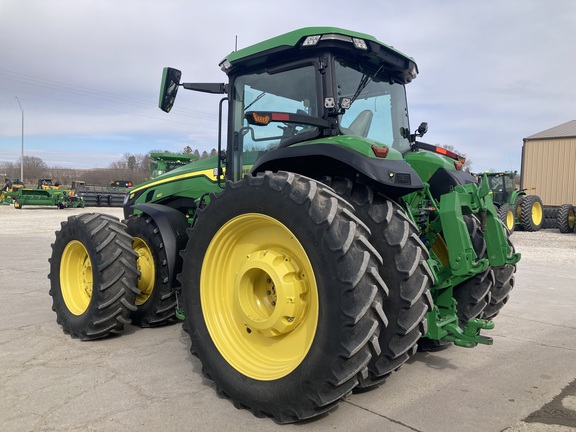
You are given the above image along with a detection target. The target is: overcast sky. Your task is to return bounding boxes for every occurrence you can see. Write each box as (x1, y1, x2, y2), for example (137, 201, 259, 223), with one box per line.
(1, 0, 575, 173)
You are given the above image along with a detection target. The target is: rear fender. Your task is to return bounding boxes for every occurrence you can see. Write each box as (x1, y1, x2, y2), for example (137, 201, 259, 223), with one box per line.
(250, 144, 424, 199)
(131, 203, 190, 288)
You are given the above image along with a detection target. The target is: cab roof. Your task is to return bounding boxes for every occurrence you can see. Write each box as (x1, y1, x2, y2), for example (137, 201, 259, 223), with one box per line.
(220, 27, 418, 84)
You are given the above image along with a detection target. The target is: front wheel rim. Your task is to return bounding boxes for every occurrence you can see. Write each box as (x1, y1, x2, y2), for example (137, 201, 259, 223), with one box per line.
(506, 210, 515, 231)
(200, 213, 318, 381)
(60, 240, 93, 315)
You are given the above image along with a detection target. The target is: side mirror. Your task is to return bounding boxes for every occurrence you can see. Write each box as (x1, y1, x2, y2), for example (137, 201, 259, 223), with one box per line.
(159, 67, 182, 112)
(417, 122, 428, 137)
(409, 122, 428, 143)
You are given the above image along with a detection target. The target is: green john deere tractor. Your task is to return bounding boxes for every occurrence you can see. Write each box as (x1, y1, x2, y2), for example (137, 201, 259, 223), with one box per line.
(49, 27, 520, 423)
(483, 171, 543, 233)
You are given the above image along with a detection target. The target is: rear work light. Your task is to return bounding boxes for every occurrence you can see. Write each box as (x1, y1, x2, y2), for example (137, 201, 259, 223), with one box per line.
(302, 34, 368, 50)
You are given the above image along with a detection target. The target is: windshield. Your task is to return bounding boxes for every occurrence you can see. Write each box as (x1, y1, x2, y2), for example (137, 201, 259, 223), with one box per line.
(231, 64, 319, 156)
(335, 59, 411, 153)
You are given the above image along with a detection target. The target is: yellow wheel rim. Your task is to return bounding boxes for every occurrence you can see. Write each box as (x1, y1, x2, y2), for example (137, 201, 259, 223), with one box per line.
(506, 210, 515, 231)
(568, 209, 576, 230)
(60, 240, 93, 315)
(201, 213, 318, 381)
(531, 200, 543, 225)
(133, 237, 155, 305)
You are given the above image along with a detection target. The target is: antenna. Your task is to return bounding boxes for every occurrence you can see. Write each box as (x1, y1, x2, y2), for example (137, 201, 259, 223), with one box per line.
(235, 35, 238, 51)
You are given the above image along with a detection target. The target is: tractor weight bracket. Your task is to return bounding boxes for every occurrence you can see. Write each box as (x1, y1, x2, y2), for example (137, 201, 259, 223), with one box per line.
(474, 181, 522, 267)
(425, 307, 494, 347)
(437, 189, 488, 276)
(444, 318, 494, 348)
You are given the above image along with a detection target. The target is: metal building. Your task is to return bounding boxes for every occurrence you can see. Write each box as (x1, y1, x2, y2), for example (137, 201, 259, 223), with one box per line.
(521, 120, 576, 206)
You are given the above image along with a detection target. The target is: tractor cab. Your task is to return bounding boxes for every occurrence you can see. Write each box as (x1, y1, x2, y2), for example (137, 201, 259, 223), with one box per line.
(3, 178, 24, 191)
(160, 27, 421, 189)
(149, 152, 196, 178)
(38, 179, 59, 190)
(484, 171, 517, 205)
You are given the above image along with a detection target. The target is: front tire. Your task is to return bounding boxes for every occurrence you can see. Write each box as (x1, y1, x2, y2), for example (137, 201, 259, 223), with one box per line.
(181, 172, 385, 423)
(48, 213, 140, 340)
(498, 203, 515, 233)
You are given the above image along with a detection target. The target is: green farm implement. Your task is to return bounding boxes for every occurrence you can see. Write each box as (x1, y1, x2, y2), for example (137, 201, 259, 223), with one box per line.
(12, 186, 84, 209)
(49, 27, 520, 422)
(71, 180, 133, 207)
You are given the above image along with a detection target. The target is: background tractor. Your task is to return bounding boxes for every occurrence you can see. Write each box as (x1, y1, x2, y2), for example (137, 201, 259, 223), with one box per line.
(49, 27, 519, 423)
(148, 152, 196, 178)
(481, 171, 543, 232)
(38, 178, 60, 190)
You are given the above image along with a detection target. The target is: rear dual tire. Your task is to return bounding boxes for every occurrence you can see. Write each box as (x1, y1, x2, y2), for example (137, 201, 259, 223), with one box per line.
(125, 215, 178, 327)
(321, 177, 432, 388)
(453, 216, 494, 324)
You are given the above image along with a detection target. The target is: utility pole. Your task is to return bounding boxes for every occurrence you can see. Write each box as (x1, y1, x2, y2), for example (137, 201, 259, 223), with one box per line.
(15, 97, 24, 182)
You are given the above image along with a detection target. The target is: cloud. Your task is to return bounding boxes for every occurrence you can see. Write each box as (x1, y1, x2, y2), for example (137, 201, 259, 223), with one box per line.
(0, 0, 575, 173)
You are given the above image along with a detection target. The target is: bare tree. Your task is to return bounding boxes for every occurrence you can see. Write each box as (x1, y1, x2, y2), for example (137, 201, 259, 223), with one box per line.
(13, 156, 49, 183)
(127, 155, 137, 171)
(47, 166, 82, 187)
(0, 161, 18, 180)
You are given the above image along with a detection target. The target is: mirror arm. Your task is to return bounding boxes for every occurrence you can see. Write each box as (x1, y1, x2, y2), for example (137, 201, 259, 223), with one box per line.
(182, 83, 228, 94)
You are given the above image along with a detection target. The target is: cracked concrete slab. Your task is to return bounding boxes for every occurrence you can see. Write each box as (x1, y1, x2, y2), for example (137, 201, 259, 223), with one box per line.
(1, 205, 575, 432)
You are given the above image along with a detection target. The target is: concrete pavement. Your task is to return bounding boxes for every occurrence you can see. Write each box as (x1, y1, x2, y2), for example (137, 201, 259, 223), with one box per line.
(0, 205, 574, 431)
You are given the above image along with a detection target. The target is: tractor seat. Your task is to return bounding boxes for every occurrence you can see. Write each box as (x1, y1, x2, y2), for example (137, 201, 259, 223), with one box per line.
(340, 110, 373, 137)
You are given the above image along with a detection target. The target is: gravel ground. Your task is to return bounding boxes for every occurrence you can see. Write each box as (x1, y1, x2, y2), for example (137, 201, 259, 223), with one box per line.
(510, 229, 576, 265)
